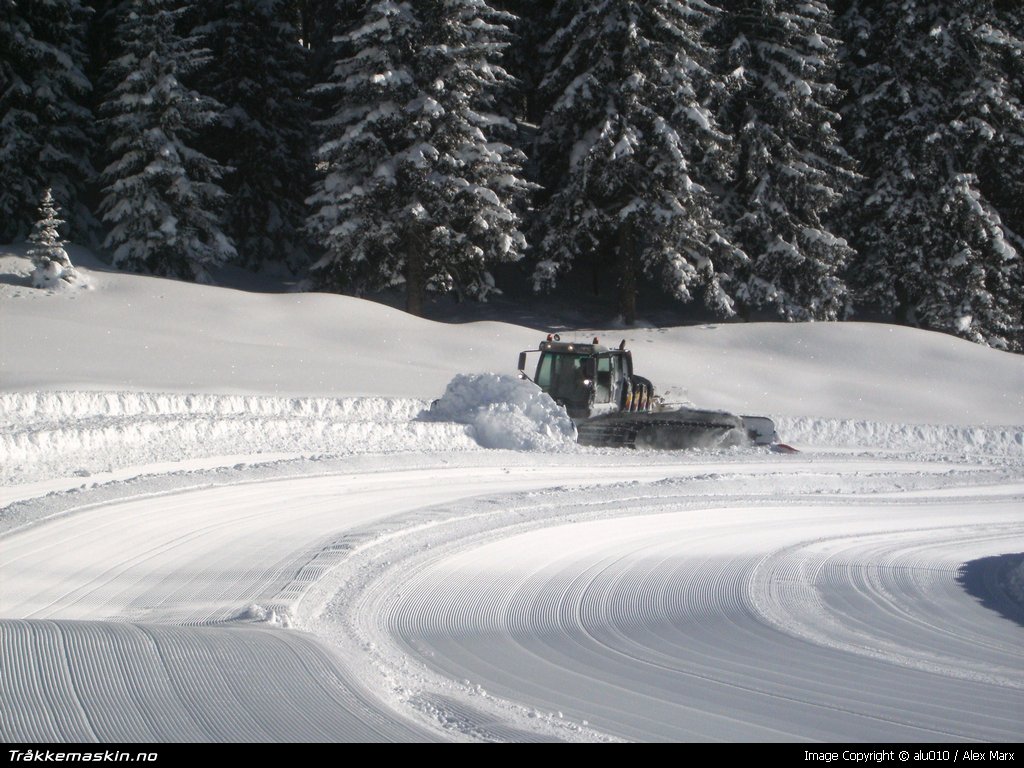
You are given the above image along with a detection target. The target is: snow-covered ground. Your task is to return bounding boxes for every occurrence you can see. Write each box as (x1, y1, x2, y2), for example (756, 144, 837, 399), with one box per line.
(1, 246, 1022, 742)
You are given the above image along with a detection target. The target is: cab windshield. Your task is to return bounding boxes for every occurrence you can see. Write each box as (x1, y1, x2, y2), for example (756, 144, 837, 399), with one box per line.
(535, 352, 591, 403)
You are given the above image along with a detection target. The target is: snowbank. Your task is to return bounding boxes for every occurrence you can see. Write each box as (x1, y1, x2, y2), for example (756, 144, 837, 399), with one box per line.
(0, 391, 480, 486)
(5, 389, 1021, 492)
(0, 380, 580, 490)
(421, 373, 578, 451)
(777, 416, 1024, 456)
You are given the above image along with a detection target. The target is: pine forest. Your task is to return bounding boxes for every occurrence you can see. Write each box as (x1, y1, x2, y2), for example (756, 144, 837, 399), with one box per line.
(2, 0, 1022, 350)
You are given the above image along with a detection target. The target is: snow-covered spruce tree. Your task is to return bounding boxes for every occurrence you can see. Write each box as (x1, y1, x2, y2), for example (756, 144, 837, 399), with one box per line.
(533, 0, 742, 324)
(972, 4, 1024, 249)
(713, 0, 856, 322)
(306, 0, 532, 315)
(295, 0, 352, 51)
(27, 187, 78, 288)
(490, 0, 557, 123)
(839, 0, 1024, 350)
(0, 0, 96, 242)
(192, 0, 314, 272)
(97, 0, 235, 282)
(83, 1, 136, 106)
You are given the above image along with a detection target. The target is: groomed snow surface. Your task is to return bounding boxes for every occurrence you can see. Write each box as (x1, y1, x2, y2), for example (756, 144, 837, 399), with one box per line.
(1, 247, 1023, 743)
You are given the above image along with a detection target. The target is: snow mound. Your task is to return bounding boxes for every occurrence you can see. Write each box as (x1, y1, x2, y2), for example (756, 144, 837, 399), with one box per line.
(240, 604, 293, 627)
(422, 373, 578, 451)
(31, 260, 77, 290)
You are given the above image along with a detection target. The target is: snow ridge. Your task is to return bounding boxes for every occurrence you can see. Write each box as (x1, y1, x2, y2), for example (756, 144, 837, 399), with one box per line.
(0, 391, 480, 485)
(777, 416, 1024, 455)
(3, 391, 1021, 490)
(3, 391, 426, 424)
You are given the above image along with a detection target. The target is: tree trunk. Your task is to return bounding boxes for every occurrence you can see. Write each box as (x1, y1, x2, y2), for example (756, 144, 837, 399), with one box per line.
(617, 221, 637, 325)
(405, 235, 426, 317)
(736, 298, 751, 322)
(894, 282, 911, 326)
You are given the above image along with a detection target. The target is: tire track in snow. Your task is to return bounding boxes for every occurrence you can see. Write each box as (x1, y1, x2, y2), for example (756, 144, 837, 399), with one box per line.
(2, 461, 694, 742)
(375, 489, 1024, 741)
(384, 511, 845, 740)
(748, 515, 1024, 686)
(0, 620, 98, 742)
(3, 452, 1023, 741)
(0, 619, 435, 742)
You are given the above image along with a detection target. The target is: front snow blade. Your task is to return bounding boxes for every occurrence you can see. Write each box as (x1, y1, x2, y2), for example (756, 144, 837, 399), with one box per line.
(741, 415, 778, 446)
(576, 408, 748, 450)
